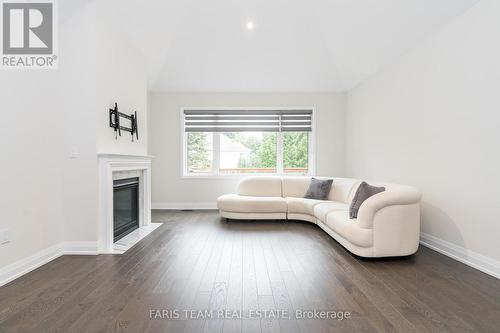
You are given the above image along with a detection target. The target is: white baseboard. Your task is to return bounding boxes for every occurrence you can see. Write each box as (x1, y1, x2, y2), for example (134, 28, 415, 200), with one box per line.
(420, 232, 500, 279)
(0, 241, 98, 287)
(61, 241, 99, 255)
(0, 243, 62, 288)
(152, 202, 217, 210)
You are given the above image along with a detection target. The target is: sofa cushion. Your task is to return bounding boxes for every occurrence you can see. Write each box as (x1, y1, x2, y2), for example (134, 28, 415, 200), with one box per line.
(304, 178, 333, 200)
(282, 176, 361, 203)
(349, 182, 386, 219)
(237, 177, 282, 197)
(286, 197, 325, 216)
(325, 211, 373, 247)
(217, 194, 287, 213)
(282, 177, 312, 198)
(328, 178, 362, 204)
(313, 201, 349, 222)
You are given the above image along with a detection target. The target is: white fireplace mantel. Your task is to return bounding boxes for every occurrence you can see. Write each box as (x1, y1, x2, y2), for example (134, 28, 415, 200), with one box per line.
(98, 153, 153, 253)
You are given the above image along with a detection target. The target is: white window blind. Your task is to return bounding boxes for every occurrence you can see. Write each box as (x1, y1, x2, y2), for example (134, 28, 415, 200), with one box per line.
(184, 109, 312, 132)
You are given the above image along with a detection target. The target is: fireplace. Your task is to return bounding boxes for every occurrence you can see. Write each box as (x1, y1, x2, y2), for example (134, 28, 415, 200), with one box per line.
(113, 177, 139, 242)
(98, 154, 153, 253)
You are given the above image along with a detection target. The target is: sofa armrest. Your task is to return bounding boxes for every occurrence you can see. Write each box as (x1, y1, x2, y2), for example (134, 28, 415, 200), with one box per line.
(356, 186, 422, 229)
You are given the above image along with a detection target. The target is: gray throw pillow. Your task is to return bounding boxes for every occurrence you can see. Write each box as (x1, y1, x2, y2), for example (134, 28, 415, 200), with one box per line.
(304, 178, 333, 200)
(349, 182, 385, 219)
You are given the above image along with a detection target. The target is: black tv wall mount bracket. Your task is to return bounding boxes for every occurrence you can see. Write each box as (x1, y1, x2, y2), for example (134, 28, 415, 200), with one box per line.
(109, 102, 139, 142)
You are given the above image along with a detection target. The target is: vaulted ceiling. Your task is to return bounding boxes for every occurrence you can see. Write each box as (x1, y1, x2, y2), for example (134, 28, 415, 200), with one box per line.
(103, 0, 478, 92)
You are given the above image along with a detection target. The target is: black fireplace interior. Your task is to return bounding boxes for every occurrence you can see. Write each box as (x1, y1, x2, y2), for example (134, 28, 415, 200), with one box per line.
(113, 177, 139, 242)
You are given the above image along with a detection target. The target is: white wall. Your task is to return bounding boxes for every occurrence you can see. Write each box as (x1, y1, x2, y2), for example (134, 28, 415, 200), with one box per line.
(60, 2, 99, 245)
(149, 92, 346, 207)
(346, 0, 500, 262)
(0, 70, 65, 268)
(0, 1, 97, 268)
(0, 1, 148, 271)
(96, 10, 148, 156)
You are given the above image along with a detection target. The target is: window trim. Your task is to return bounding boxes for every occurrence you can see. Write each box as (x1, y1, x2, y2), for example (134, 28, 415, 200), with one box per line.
(180, 106, 316, 178)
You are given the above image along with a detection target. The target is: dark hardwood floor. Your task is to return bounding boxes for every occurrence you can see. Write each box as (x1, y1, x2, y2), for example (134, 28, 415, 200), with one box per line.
(0, 210, 499, 332)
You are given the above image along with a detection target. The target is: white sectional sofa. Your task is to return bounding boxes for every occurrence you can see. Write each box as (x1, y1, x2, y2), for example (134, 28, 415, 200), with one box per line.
(217, 176, 422, 258)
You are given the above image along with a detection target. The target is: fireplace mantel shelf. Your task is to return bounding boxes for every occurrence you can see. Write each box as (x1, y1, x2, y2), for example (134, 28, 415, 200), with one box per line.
(98, 153, 154, 160)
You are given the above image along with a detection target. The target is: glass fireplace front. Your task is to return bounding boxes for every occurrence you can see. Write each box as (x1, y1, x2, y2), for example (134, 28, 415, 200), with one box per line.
(113, 177, 139, 242)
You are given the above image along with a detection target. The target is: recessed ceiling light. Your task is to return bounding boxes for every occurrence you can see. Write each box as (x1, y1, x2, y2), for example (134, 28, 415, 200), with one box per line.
(246, 21, 254, 30)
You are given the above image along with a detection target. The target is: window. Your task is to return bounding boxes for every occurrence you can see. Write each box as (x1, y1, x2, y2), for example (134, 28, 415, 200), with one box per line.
(186, 132, 213, 174)
(182, 108, 313, 176)
(220, 132, 277, 174)
(283, 132, 309, 174)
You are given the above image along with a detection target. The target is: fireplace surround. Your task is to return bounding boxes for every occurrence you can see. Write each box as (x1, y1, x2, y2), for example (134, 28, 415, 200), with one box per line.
(98, 154, 153, 253)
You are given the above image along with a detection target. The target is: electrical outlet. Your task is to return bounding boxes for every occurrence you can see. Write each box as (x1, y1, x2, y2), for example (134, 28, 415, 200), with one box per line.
(0, 229, 9, 245)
